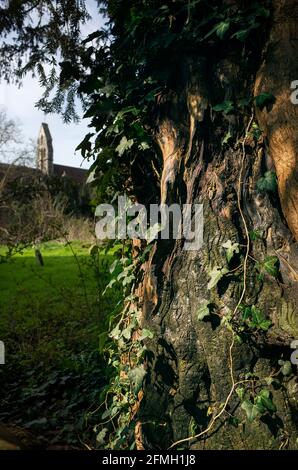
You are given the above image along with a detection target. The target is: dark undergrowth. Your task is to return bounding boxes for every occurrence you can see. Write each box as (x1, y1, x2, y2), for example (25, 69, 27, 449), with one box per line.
(0, 241, 122, 448)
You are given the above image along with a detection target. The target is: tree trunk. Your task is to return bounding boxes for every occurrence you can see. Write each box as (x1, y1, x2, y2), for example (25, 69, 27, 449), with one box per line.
(137, 0, 298, 450)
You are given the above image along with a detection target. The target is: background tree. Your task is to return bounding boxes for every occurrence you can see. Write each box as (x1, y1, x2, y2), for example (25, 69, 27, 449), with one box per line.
(1, 0, 298, 450)
(0, 0, 90, 121)
(0, 109, 92, 256)
(0, 108, 35, 168)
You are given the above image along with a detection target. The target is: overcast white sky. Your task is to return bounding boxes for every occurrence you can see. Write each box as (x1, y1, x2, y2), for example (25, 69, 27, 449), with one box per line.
(0, 0, 104, 170)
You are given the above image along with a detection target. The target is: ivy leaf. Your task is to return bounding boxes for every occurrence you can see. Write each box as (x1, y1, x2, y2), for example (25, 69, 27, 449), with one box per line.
(254, 396, 266, 414)
(263, 255, 279, 278)
(249, 229, 262, 241)
(138, 141, 150, 151)
(122, 274, 135, 286)
(207, 266, 228, 290)
(96, 428, 108, 445)
(251, 122, 262, 140)
(128, 365, 146, 394)
(240, 305, 252, 321)
(265, 377, 274, 386)
(228, 416, 239, 427)
(138, 328, 154, 341)
(222, 131, 232, 147)
(122, 324, 134, 340)
(241, 305, 272, 331)
(101, 408, 111, 420)
(258, 319, 272, 331)
(254, 92, 276, 110)
(222, 240, 239, 263)
(109, 260, 119, 274)
(197, 301, 210, 320)
(116, 136, 134, 156)
(109, 323, 121, 340)
(231, 29, 252, 41)
(241, 399, 260, 422)
(215, 21, 230, 39)
(102, 278, 117, 295)
(255, 389, 277, 413)
(256, 171, 278, 193)
(250, 305, 272, 331)
(236, 387, 245, 401)
(213, 100, 234, 114)
(280, 360, 292, 376)
(205, 21, 230, 40)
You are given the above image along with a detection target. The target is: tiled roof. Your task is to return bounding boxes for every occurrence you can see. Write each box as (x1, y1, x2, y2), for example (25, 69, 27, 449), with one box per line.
(0, 162, 88, 184)
(53, 164, 87, 184)
(0, 163, 40, 181)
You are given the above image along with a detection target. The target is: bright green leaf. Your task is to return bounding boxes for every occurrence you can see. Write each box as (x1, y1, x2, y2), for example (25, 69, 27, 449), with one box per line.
(236, 387, 245, 401)
(96, 428, 108, 444)
(222, 239, 239, 263)
(215, 21, 230, 39)
(281, 360, 292, 376)
(116, 136, 134, 156)
(263, 255, 279, 278)
(138, 328, 154, 341)
(197, 301, 210, 320)
(222, 131, 232, 146)
(207, 266, 228, 290)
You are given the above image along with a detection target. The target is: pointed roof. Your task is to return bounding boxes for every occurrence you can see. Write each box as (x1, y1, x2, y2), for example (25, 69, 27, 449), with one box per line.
(40, 123, 52, 142)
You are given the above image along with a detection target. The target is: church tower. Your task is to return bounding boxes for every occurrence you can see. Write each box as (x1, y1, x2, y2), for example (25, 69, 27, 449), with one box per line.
(36, 123, 53, 175)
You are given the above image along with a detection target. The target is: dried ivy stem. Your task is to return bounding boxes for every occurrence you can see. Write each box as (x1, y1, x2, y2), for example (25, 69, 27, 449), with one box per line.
(233, 112, 254, 315)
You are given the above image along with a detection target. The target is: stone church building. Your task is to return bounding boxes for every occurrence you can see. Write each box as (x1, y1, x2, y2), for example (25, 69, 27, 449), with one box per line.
(0, 123, 87, 185)
(36, 123, 87, 184)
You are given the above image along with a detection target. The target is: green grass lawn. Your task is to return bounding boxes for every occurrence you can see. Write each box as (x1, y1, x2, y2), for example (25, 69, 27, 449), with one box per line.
(0, 241, 122, 447)
(0, 241, 120, 364)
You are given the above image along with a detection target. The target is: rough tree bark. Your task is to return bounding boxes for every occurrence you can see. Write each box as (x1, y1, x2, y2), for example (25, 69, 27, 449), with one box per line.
(137, 0, 298, 450)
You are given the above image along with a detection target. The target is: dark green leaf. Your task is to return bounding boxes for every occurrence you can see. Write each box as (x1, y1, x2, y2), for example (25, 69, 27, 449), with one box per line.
(256, 171, 278, 193)
(255, 93, 276, 110)
(128, 365, 146, 394)
(256, 389, 277, 413)
(263, 256, 279, 278)
(213, 101, 234, 114)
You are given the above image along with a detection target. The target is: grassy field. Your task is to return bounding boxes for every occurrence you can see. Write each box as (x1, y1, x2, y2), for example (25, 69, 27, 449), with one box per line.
(0, 241, 122, 447)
